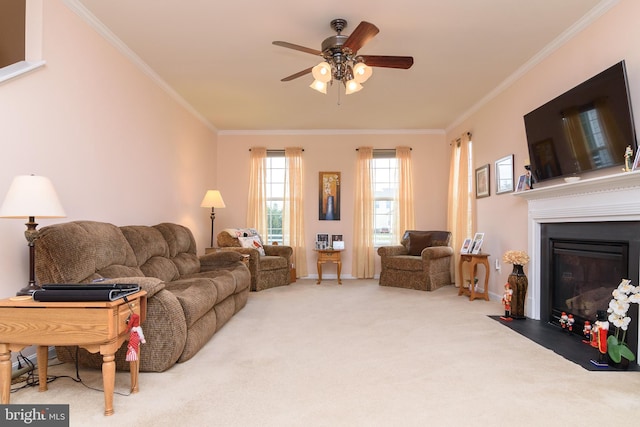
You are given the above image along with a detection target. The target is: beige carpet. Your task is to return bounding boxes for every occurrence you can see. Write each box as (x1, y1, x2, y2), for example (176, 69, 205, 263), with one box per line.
(10, 279, 640, 426)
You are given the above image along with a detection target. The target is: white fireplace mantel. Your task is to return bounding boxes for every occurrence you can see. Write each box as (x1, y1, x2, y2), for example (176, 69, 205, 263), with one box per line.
(513, 170, 640, 321)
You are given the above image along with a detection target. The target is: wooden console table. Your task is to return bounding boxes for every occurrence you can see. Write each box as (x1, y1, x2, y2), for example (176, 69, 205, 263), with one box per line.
(0, 291, 147, 416)
(458, 253, 490, 301)
(315, 249, 343, 284)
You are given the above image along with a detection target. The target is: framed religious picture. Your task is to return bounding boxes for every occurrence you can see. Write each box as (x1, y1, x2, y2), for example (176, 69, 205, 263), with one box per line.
(475, 164, 490, 198)
(319, 172, 341, 220)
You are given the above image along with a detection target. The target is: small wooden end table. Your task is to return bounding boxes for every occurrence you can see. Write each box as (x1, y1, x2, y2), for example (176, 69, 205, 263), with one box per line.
(458, 253, 490, 301)
(0, 290, 147, 416)
(315, 249, 343, 284)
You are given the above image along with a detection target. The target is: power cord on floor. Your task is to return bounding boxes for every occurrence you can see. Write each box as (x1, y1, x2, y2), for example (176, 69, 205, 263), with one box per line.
(11, 347, 132, 397)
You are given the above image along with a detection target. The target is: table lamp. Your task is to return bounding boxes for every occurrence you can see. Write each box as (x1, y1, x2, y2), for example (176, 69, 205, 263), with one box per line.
(200, 190, 225, 248)
(0, 175, 66, 295)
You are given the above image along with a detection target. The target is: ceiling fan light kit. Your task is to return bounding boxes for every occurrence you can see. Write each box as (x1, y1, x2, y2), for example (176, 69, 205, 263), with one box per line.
(274, 18, 413, 96)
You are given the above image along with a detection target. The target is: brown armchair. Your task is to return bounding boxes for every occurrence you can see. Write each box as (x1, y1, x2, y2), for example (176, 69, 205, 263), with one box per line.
(377, 230, 453, 291)
(217, 228, 292, 292)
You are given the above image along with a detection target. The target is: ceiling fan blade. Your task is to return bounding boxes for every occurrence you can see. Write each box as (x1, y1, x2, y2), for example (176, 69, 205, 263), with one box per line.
(273, 41, 322, 56)
(281, 67, 314, 82)
(343, 21, 379, 53)
(360, 55, 414, 69)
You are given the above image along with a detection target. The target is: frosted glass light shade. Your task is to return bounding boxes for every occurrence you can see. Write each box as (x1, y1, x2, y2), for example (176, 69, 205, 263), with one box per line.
(310, 80, 328, 94)
(200, 190, 226, 208)
(353, 63, 372, 83)
(345, 79, 363, 95)
(312, 62, 332, 83)
(0, 175, 66, 218)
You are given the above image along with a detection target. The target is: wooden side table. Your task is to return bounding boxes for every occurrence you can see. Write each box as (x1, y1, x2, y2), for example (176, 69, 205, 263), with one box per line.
(315, 249, 343, 284)
(458, 253, 490, 301)
(0, 291, 147, 416)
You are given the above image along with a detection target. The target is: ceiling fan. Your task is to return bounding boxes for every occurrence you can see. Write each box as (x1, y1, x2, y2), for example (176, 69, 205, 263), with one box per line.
(273, 18, 414, 95)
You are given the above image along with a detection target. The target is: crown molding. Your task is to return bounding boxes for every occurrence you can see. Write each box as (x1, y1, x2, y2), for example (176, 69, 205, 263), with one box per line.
(218, 128, 445, 136)
(446, 0, 620, 133)
(62, 0, 218, 133)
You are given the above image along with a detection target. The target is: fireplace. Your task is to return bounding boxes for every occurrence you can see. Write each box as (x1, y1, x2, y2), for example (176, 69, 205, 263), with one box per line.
(539, 222, 639, 358)
(515, 170, 640, 366)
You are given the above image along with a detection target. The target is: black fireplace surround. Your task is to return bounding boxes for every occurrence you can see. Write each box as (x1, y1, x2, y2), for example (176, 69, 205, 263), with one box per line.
(540, 221, 639, 360)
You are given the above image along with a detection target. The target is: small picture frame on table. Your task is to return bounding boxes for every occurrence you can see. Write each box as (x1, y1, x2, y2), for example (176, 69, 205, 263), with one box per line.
(470, 233, 484, 254)
(460, 238, 472, 254)
(316, 233, 329, 250)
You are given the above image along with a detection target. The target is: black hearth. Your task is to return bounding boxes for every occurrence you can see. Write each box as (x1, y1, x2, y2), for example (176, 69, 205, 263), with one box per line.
(540, 221, 639, 361)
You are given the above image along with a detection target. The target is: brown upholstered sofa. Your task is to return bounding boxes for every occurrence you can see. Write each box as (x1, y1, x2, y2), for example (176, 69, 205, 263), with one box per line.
(217, 228, 292, 292)
(35, 221, 251, 372)
(377, 230, 453, 291)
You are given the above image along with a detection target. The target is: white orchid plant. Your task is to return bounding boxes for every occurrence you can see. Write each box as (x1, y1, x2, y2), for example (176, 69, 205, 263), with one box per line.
(607, 279, 640, 363)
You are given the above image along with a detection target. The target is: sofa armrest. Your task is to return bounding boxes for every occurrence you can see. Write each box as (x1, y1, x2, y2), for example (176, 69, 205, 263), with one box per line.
(377, 245, 409, 257)
(199, 250, 245, 270)
(421, 246, 454, 260)
(264, 244, 293, 259)
(100, 276, 165, 298)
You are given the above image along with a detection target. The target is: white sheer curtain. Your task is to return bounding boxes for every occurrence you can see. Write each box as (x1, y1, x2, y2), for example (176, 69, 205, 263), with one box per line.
(283, 147, 307, 277)
(396, 146, 415, 236)
(352, 147, 375, 278)
(247, 147, 267, 239)
(447, 133, 474, 286)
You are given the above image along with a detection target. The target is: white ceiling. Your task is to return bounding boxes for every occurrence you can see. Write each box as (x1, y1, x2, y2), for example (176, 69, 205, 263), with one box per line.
(72, 0, 609, 132)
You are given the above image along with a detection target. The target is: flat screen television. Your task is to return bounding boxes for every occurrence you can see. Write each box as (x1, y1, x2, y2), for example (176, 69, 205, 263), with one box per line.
(524, 61, 637, 182)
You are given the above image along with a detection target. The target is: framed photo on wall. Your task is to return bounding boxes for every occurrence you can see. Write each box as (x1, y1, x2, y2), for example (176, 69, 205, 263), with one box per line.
(475, 164, 490, 198)
(495, 154, 514, 194)
(319, 172, 341, 220)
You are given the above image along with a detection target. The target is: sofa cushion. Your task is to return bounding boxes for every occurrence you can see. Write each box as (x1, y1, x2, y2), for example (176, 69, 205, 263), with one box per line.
(36, 221, 140, 284)
(402, 230, 452, 256)
(165, 278, 218, 328)
(154, 223, 200, 276)
(260, 255, 289, 271)
(385, 255, 424, 271)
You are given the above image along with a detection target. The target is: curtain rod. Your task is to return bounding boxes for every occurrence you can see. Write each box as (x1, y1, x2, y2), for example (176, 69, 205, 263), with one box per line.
(355, 148, 412, 151)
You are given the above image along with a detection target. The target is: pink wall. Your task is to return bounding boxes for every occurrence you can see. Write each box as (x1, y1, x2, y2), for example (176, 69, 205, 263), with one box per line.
(446, 0, 640, 300)
(216, 131, 449, 277)
(0, 1, 218, 298)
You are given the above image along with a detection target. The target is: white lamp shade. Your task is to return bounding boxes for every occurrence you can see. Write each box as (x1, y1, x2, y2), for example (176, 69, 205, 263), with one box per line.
(200, 190, 226, 208)
(309, 80, 328, 94)
(345, 79, 363, 95)
(353, 63, 373, 83)
(0, 175, 66, 218)
(312, 62, 332, 83)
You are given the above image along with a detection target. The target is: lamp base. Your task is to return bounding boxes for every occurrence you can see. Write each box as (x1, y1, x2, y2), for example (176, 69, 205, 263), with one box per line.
(16, 284, 41, 296)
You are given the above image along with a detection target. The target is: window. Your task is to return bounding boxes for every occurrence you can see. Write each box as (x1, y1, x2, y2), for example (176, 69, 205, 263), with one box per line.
(265, 152, 285, 244)
(372, 151, 399, 246)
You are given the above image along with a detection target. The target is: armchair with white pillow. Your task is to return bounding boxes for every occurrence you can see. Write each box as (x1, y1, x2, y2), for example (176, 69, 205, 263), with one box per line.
(217, 228, 292, 291)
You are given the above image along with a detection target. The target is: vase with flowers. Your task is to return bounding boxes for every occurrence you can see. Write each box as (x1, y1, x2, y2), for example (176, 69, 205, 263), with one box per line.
(606, 279, 640, 369)
(502, 250, 530, 319)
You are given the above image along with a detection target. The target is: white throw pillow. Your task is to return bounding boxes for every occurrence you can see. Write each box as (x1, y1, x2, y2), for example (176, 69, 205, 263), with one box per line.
(238, 236, 265, 256)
